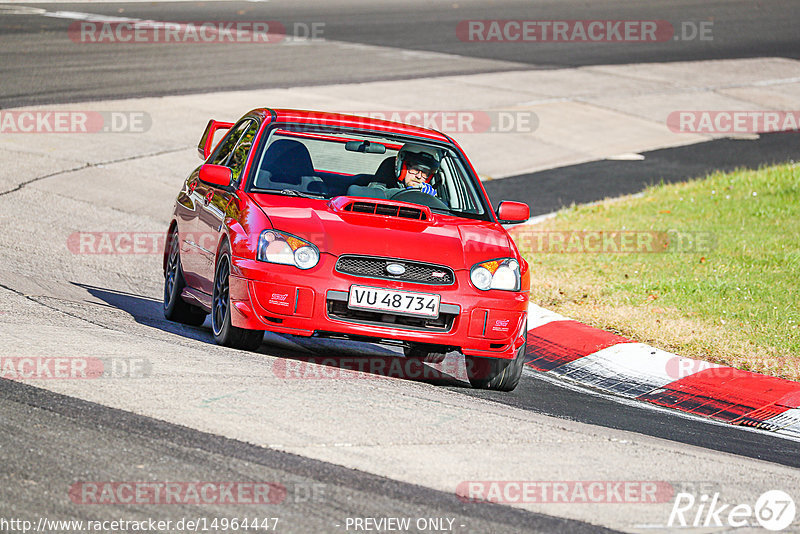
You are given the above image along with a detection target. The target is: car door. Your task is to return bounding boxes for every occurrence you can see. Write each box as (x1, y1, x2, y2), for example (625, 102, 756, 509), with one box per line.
(172, 163, 204, 291)
(194, 118, 259, 294)
(180, 121, 244, 290)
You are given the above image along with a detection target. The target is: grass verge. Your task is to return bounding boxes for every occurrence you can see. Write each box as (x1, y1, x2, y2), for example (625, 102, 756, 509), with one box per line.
(514, 162, 800, 381)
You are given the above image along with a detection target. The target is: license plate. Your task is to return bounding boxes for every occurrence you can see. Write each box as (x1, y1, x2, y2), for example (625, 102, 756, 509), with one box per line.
(348, 285, 440, 318)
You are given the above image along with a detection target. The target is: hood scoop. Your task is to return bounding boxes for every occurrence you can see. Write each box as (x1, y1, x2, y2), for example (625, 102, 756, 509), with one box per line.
(331, 196, 431, 221)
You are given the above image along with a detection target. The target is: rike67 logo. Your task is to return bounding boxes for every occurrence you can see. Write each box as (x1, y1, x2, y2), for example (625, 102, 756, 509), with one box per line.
(668, 490, 796, 531)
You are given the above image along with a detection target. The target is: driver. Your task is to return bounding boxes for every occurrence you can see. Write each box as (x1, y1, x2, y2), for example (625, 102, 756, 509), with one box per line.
(394, 143, 441, 196)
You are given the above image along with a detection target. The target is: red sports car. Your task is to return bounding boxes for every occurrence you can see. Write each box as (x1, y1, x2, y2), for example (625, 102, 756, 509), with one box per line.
(163, 109, 531, 391)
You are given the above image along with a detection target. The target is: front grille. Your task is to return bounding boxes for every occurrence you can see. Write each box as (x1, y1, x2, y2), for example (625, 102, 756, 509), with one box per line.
(335, 255, 455, 285)
(326, 299, 457, 332)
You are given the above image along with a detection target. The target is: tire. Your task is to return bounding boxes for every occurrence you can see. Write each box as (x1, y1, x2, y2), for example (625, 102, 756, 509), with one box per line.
(465, 323, 527, 392)
(211, 242, 264, 351)
(163, 228, 207, 326)
(403, 344, 446, 364)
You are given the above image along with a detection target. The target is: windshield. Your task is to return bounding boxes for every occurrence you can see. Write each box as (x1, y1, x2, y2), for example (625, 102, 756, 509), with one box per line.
(248, 124, 490, 219)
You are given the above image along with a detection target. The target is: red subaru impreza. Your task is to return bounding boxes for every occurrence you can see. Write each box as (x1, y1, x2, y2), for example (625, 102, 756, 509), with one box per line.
(164, 109, 530, 390)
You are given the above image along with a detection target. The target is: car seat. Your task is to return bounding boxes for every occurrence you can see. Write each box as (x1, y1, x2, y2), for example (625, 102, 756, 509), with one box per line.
(255, 139, 325, 193)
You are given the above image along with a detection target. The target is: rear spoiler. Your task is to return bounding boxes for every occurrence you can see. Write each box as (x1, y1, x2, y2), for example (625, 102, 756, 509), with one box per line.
(197, 119, 234, 160)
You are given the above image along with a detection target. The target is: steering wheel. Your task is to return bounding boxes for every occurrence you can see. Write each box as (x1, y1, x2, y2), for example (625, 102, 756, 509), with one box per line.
(389, 188, 449, 210)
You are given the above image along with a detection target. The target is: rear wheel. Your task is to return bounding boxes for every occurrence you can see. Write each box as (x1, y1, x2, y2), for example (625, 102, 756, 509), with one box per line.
(163, 228, 207, 326)
(465, 324, 527, 392)
(212, 242, 264, 351)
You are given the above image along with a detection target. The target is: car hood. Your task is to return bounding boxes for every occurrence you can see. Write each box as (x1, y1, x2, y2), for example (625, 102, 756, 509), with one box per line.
(249, 194, 514, 270)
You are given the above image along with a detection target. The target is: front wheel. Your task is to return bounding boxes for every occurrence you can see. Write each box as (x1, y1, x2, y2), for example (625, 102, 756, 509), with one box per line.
(465, 323, 527, 392)
(212, 242, 264, 351)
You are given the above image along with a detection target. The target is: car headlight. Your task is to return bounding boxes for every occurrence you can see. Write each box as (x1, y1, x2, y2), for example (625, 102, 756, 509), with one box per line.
(257, 230, 319, 270)
(470, 258, 520, 291)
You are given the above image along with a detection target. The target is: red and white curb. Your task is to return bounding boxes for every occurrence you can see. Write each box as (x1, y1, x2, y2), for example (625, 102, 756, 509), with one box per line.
(524, 303, 800, 438)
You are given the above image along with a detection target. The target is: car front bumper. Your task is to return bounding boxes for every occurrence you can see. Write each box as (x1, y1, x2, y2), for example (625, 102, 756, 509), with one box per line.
(227, 254, 528, 359)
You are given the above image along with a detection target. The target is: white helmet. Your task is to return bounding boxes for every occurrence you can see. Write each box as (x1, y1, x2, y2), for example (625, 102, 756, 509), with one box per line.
(395, 143, 442, 182)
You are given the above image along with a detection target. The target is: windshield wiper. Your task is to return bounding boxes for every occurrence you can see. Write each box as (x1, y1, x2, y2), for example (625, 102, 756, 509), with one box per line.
(279, 189, 325, 198)
(251, 188, 326, 199)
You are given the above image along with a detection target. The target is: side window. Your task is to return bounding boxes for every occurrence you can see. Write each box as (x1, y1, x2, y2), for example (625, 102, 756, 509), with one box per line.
(208, 120, 253, 167)
(227, 122, 258, 184)
(443, 155, 483, 214)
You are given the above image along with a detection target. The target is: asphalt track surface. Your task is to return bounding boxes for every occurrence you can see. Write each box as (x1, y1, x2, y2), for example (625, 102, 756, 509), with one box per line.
(483, 131, 800, 214)
(2, 1, 800, 532)
(1, 377, 611, 534)
(72, 288, 800, 472)
(1, 0, 799, 107)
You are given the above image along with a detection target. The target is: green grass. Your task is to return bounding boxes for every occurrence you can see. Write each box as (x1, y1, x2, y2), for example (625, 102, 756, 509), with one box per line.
(516, 162, 800, 380)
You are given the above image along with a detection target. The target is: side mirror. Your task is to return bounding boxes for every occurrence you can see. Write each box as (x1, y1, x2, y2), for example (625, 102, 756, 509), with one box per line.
(199, 164, 233, 189)
(197, 119, 234, 160)
(497, 201, 529, 224)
